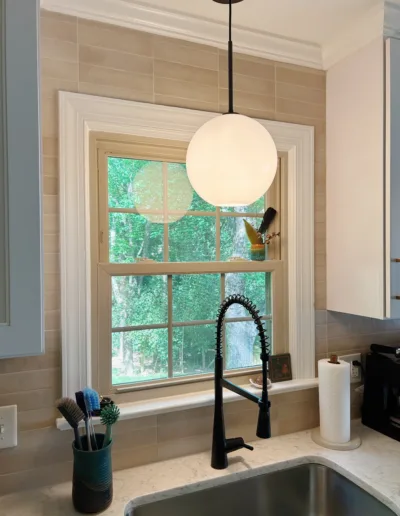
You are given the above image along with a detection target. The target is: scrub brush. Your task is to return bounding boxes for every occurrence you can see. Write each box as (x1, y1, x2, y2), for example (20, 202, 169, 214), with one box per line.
(83, 387, 100, 450)
(75, 391, 92, 452)
(100, 404, 120, 448)
(56, 398, 84, 450)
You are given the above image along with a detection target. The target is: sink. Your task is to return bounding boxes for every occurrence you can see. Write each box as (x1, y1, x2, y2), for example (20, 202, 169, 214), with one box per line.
(129, 463, 396, 516)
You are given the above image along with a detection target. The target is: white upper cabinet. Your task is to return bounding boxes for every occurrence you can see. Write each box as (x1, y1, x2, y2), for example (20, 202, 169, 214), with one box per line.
(0, 0, 43, 357)
(327, 37, 400, 319)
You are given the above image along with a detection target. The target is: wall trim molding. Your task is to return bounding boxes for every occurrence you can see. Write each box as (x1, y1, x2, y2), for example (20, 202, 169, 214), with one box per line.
(320, 1, 400, 69)
(322, 3, 384, 69)
(41, 0, 323, 69)
(59, 91, 315, 398)
(41, 0, 400, 70)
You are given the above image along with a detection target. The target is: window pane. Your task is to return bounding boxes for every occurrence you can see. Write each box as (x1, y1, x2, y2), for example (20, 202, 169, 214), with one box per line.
(108, 158, 199, 218)
(112, 275, 168, 328)
(225, 272, 271, 316)
(108, 157, 143, 209)
(112, 328, 168, 385)
(169, 216, 216, 262)
(190, 191, 215, 212)
(220, 217, 264, 261)
(173, 274, 220, 322)
(168, 163, 215, 213)
(226, 319, 272, 370)
(133, 160, 165, 222)
(130, 160, 193, 222)
(109, 212, 164, 263)
(221, 195, 265, 214)
(165, 162, 193, 221)
(172, 324, 215, 377)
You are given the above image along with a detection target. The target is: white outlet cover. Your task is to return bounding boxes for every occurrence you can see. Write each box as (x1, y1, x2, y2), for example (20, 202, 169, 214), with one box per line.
(0, 405, 17, 449)
(339, 353, 362, 384)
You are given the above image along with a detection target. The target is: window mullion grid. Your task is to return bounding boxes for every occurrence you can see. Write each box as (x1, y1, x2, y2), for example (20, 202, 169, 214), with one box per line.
(111, 315, 271, 333)
(109, 208, 264, 218)
(104, 153, 281, 392)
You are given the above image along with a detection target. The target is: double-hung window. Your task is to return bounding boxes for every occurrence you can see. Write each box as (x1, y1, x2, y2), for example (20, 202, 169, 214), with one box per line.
(92, 134, 287, 398)
(59, 93, 316, 403)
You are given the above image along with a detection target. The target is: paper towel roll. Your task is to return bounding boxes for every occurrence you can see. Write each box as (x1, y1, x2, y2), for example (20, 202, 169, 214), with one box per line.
(318, 358, 351, 444)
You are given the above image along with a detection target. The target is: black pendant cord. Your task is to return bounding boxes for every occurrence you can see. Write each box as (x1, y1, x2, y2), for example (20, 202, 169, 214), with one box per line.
(228, 0, 234, 114)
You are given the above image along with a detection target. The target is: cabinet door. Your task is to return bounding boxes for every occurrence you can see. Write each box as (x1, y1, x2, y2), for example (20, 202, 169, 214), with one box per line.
(327, 37, 385, 318)
(0, 0, 43, 357)
(386, 38, 400, 319)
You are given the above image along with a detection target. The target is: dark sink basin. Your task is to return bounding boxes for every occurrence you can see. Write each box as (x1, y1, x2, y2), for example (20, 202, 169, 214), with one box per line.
(129, 463, 396, 516)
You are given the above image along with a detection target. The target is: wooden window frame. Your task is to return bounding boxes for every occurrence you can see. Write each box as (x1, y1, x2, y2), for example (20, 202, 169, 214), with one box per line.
(59, 92, 315, 400)
(93, 135, 285, 396)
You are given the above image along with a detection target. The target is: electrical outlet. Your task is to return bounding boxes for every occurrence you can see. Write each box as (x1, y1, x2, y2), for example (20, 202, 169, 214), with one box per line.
(0, 405, 17, 449)
(339, 353, 362, 384)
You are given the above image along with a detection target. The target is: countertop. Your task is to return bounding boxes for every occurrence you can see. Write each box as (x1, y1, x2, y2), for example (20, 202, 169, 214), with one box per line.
(2, 423, 400, 515)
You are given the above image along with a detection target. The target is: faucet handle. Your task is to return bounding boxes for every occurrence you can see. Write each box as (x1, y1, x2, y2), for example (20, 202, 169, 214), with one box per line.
(242, 443, 254, 451)
(225, 437, 254, 454)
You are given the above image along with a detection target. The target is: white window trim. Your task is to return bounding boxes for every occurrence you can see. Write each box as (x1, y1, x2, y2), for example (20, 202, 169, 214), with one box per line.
(59, 91, 315, 399)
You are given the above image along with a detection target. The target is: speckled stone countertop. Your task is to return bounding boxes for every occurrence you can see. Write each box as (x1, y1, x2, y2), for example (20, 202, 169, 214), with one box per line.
(2, 424, 400, 515)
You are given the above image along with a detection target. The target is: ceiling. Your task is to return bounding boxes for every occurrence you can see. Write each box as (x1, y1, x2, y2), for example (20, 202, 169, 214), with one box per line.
(134, 0, 380, 46)
(41, 0, 396, 69)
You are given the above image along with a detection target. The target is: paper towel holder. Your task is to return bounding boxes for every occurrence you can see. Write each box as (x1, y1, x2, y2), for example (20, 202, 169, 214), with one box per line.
(312, 354, 362, 451)
(311, 428, 361, 451)
(328, 354, 340, 364)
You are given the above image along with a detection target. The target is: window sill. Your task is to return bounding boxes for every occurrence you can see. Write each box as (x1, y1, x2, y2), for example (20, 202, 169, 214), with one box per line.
(56, 378, 318, 431)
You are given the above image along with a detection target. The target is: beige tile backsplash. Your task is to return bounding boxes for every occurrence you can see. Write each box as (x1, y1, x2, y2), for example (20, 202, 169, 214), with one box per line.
(0, 9, 398, 496)
(154, 36, 219, 70)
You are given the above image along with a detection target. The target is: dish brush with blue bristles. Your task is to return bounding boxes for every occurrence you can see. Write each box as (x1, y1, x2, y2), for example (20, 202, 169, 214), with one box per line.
(56, 387, 120, 452)
(83, 387, 100, 450)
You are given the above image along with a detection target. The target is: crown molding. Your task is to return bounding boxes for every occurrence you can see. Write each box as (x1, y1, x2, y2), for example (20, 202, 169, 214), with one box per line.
(322, 1, 400, 69)
(322, 3, 384, 69)
(40, 0, 323, 69)
(41, 0, 400, 71)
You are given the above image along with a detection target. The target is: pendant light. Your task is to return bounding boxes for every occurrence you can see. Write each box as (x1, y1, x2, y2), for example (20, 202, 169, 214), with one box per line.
(186, 0, 278, 207)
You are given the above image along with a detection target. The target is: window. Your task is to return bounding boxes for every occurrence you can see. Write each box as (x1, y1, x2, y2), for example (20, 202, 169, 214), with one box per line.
(59, 93, 315, 402)
(93, 135, 286, 395)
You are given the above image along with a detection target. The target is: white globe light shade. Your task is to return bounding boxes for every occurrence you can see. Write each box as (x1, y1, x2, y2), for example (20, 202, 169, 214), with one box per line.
(133, 162, 193, 224)
(186, 114, 278, 206)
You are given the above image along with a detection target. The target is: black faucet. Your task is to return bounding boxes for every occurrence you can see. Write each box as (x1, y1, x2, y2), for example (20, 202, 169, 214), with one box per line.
(212, 294, 271, 470)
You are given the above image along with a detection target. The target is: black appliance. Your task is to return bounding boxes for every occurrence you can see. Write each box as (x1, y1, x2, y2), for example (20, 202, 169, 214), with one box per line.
(362, 344, 400, 441)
